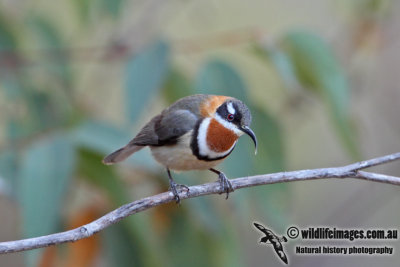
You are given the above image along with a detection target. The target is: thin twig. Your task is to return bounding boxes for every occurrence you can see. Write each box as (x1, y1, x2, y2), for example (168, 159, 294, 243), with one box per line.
(0, 152, 399, 254)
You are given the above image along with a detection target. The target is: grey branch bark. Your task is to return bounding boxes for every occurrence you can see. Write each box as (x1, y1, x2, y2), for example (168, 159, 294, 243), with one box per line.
(1, 152, 399, 254)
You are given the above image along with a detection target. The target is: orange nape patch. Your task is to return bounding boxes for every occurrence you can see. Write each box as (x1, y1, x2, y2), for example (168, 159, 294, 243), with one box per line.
(200, 95, 231, 117)
(206, 118, 238, 153)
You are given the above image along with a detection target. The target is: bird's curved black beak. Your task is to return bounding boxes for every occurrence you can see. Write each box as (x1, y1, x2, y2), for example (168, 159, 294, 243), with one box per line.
(240, 126, 257, 155)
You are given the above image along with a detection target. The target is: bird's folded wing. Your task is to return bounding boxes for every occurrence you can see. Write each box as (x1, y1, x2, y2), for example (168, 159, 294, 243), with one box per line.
(131, 109, 198, 146)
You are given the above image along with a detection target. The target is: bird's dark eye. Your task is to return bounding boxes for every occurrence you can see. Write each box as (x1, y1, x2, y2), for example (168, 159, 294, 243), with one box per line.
(227, 114, 234, 121)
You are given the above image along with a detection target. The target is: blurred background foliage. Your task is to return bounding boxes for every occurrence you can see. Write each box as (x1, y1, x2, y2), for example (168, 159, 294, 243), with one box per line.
(0, 0, 399, 266)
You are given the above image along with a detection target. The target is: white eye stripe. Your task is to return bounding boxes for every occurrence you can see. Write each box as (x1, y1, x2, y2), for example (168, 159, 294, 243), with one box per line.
(227, 102, 236, 115)
(214, 114, 243, 136)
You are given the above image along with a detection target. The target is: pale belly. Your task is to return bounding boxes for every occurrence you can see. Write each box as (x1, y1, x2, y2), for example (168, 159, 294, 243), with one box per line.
(150, 132, 223, 171)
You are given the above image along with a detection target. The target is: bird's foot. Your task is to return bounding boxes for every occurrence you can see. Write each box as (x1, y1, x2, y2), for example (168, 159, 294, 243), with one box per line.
(169, 180, 190, 204)
(217, 172, 234, 199)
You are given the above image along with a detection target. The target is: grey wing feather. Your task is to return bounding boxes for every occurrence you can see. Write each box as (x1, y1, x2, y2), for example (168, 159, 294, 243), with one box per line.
(129, 115, 162, 146)
(155, 109, 198, 144)
(103, 94, 208, 164)
(164, 94, 209, 116)
(130, 94, 208, 145)
(103, 109, 198, 164)
(130, 109, 197, 145)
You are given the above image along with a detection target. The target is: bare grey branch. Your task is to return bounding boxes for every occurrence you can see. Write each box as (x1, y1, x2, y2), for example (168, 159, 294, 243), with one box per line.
(0, 152, 399, 254)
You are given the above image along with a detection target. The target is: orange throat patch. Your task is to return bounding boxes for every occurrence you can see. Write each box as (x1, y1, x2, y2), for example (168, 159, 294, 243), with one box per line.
(206, 119, 238, 153)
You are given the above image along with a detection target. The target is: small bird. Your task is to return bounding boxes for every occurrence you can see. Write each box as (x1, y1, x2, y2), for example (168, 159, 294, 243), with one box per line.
(103, 94, 257, 203)
(253, 222, 288, 264)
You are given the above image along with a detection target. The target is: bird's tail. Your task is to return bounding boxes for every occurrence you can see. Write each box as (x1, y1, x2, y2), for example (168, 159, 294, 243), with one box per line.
(102, 144, 144, 165)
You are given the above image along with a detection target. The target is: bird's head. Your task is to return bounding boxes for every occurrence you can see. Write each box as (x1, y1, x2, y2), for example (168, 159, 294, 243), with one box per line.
(195, 95, 258, 160)
(212, 98, 257, 154)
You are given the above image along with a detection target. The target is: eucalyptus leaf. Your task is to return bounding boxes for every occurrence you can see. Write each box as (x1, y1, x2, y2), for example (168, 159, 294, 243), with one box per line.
(251, 106, 285, 173)
(0, 149, 18, 196)
(253, 44, 300, 91)
(18, 135, 75, 267)
(0, 12, 17, 50)
(27, 16, 63, 49)
(239, 107, 287, 228)
(0, 11, 19, 97)
(99, 0, 125, 17)
(72, 0, 91, 22)
(27, 15, 72, 86)
(77, 148, 127, 205)
(184, 198, 245, 266)
(125, 40, 169, 126)
(280, 31, 360, 159)
(5, 85, 63, 142)
(165, 209, 226, 267)
(103, 224, 143, 267)
(77, 148, 162, 266)
(163, 68, 194, 104)
(196, 59, 248, 101)
(72, 120, 157, 169)
(2, 77, 25, 100)
(27, 90, 60, 129)
(72, 120, 132, 156)
(281, 31, 348, 108)
(0, 176, 10, 197)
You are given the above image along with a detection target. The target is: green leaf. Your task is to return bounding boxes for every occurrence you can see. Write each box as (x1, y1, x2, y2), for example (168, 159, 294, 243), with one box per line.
(0, 11, 19, 110)
(251, 106, 285, 173)
(18, 135, 76, 267)
(27, 15, 72, 85)
(72, 120, 132, 156)
(0, 149, 18, 196)
(27, 90, 60, 129)
(73, 0, 91, 22)
(27, 16, 63, 49)
(125, 40, 170, 126)
(77, 148, 162, 266)
(253, 44, 299, 91)
(4, 84, 66, 142)
(2, 78, 25, 101)
(99, 0, 125, 17)
(2, 80, 33, 141)
(163, 68, 194, 104)
(196, 59, 248, 101)
(0, 12, 18, 94)
(280, 31, 360, 159)
(236, 106, 288, 228)
(103, 224, 143, 267)
(0, 176, 9, 196)
(77, 148, 127, 205)
(281, 31, 348, 104)
(6, 115, 32, 142)
(0, 12, 17, 50)
(72, 120, 157, 169)
(164, 207, 233, 267)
